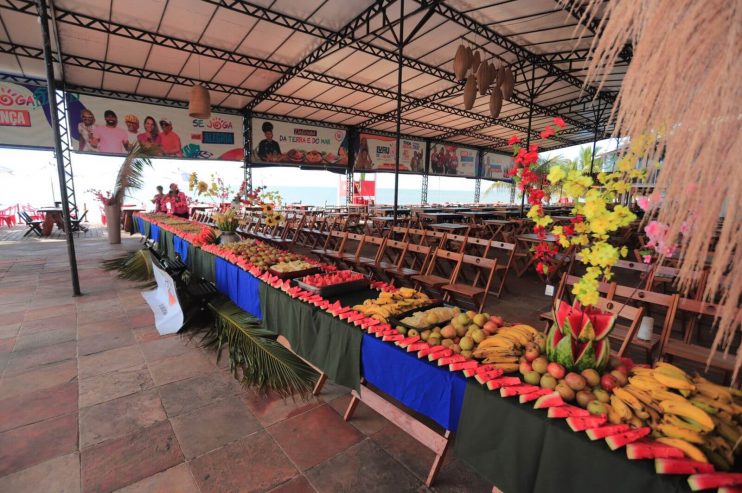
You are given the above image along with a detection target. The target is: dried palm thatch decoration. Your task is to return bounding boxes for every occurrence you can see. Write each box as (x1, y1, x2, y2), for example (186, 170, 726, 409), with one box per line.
(567, 0, 741, 379)
(102, 248, 156, 289)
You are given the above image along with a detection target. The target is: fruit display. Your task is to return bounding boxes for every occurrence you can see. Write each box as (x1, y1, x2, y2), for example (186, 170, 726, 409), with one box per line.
(270, 260, 317, 273)
(545, 299, 613, 372)
(398, 306, 458, 330)
(352, 288, 431, 324)
(472, 323, 544, 372)
(220, 239, 306, 270)
(299, 270, 365, 288)
(687, 473, 742, 491)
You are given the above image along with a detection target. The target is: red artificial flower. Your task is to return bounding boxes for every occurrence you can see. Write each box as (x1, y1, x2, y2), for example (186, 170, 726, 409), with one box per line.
(540, 126, 555, 139)
(523, 151, 539, 165)
(528, 189, 545, 205)
(553, 116, 566, 128)
(529, 144, 538, 153)
(570, 214, 585, 224)
(506, 166, 519, 177)
(536, 262, 545, 274)
(508, 135, 521, 145)
(562, 225, 574, 236)
(514, 147, 528, 165)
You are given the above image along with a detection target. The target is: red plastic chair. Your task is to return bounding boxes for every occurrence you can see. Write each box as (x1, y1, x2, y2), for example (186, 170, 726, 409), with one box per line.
(0, 205, 17, 227)
(100, 207, 107, 226)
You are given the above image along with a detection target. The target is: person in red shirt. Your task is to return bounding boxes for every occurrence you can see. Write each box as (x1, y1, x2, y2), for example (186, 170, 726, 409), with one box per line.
(166, 183, 189, 218)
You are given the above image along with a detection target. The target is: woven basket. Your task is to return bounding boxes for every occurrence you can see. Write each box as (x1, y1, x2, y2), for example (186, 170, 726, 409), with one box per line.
(189, 84, 211, 118)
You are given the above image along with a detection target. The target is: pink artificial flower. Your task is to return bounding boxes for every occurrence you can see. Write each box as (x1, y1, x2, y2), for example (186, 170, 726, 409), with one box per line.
(636, 196, 651, 211)
(642, 255, 652, 264)
(553, 117, 566, 128)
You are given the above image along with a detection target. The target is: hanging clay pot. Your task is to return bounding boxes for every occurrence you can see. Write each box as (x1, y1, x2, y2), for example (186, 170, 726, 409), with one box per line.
(489, 87, 503, 119)
(454, 45, 468, 81)
(501, 67, 514, 100)
(471, 50, 481, 73)
(477, 63, 488, 96)
(464, 74, 477, 110)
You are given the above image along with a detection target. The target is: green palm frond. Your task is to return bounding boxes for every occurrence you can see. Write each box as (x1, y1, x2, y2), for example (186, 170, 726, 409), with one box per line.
(101, 248, 156, 288)
(192, 296, 318, 399)
(112, 143, 156, 205)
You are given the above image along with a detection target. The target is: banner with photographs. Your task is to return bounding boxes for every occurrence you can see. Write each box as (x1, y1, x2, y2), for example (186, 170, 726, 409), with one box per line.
(251, 117, 348, 167)
(67, 93, 243, 160)
(482, 152, 515, 181)
(429, 143, 478, 178)
(0, 81, 54, 149)
(356, 133, 425, 173)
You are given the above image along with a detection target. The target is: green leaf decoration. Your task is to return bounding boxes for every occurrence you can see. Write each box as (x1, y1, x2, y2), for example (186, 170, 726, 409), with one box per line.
(112, 142, 156, 206)
(101, 248, 155, 288)
(191, 296, 318, 399)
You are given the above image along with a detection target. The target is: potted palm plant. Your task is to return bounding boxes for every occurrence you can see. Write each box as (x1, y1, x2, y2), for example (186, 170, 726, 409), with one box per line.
(212, 207, 240, 244)
(104, 143, 154, 244)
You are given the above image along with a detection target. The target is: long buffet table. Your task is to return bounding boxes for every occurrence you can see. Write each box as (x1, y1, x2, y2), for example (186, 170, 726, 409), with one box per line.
(135, 214, 690, 493)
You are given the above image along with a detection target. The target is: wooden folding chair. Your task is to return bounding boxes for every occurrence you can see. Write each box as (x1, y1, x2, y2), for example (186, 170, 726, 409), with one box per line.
(657, 299, 739, 386)
(311, 230, 347, 263)
(361, 239, 407, 281)
(441, 255, 497, 313)
(593, 297, 645, 358)
(19, 211, 43, 237)
(539, 274, 616, 328)
(352, 235, 386, 271)
(411, 249, 463, 297)
(324, 232, 365, 269)
(385, 243, 432, 287)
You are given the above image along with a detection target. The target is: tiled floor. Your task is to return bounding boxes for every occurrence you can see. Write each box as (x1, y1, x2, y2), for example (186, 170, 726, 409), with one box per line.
(0, 235, 498, 492)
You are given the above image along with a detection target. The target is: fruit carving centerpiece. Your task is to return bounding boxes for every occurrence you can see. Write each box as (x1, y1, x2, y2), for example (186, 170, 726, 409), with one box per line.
(546, 299, 614, 372)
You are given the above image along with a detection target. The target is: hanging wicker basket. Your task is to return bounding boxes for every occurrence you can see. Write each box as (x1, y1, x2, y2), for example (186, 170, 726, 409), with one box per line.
(453, 45, 468, 80)
(471, 50, 481, 73)
(489, 87, 503, 118)
(189, 84, 211, 119)
(477, 63, 488, 96)
(464, 74, 477, 110)
(501, 68, 514, 100)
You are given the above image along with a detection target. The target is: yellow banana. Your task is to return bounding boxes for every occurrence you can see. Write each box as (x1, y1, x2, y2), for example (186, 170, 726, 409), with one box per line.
(496, 329, 528, 346)
(653, 371, 696, 391)
(656, 437, 708, 462)
(659, 400, 715, 432)
(613, 387, 645, 413)
(650, 388, 688, 403)
(605, 404, 623, 425)
(628, 375, 667, 392)
(610, 394, 633, 421)
(693, 378, 734, 403)
(477, 337, 515, 350)
(692, 394, 733, 413)
(663, 414, 705, 433)
(482, 356, 519, 364)
(623, 385, 661, 412)
(656, 423, 705, 444)
(655, 362, 690, 380)
(491, 363, 519, 372)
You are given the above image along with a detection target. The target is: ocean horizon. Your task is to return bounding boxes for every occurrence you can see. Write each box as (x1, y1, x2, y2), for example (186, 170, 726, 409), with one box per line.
(278, 186, 514, 206)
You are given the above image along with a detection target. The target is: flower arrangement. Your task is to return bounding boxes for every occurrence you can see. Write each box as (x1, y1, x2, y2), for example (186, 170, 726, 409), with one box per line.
(188, 171, 234, 202)
(509, 117, 646, 307)
(212, 207, 239, 233)
(87, 188, 114, 206)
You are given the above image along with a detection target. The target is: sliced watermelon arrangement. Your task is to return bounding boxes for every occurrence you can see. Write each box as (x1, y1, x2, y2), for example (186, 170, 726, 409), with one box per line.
(605, 427, 651, 450)
(688, 473, 742, 491)
(533, 393, 564, 409)
(546, 299, 615, 372)
(655, 458, 715, 475)
(519, 388, 554, 404)
(547, 404, 590, 418)
(566, 414, 607, 432)
(626, 440, 685, 460)
(585, 424, 631, 441)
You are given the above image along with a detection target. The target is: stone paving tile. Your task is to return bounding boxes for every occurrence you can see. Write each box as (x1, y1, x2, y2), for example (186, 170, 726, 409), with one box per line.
(189, 431, 298, 493)
(267, 475, 317, 493)
(139, 336, 194, 363)
(241, 389, 323, 428)
(78, 329, 136, 357)
(77, 309, 127, 327)
(4, 340, 77, 376)
(79, 364, 154, 408)
(170, 395, 262, 459)
(131, 326, 161, 343)
(81, 421, 183, 493)
(77, 316, 132, 339)
(0, 412, 79, 477)
(78, 344, 144, 379)
(20, 313, 78, 335)
(305, 439, 421, 493)
(147, 351, 216, 386)
(430, 460, 494, 493)
(23, 302, 76, 322)
(127, 311, 155, 329)
(0, 359, 78, 399)
(0, 381, 78, 433)
(328, 394, 388, 436)
(13, 325, 77, 351)
(0, 337, 15, 353)
(0, 323, 21, 339)
(268, 404, 364, 471)
(79, 389, 167, 448)
(0, 452, 80, 493)
(158, 373, 241, 418)
(114, 463, 199, 493)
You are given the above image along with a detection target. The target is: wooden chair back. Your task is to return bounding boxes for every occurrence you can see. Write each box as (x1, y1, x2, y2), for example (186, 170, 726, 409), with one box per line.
(592, 297, 645, 358)
(444, 254, 498, 312)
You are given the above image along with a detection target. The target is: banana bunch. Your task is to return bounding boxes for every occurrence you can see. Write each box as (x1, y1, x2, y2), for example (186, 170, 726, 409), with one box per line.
(352, 289, 430, 323)
(472, 325, 541, 372)
(623, 362, 742, 469)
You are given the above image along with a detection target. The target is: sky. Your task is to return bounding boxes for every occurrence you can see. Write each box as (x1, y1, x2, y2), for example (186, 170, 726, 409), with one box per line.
(0, 138, 618, 220)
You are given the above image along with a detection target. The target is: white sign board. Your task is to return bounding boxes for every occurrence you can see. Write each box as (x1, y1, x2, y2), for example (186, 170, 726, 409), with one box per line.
(141, 255, 184, 335)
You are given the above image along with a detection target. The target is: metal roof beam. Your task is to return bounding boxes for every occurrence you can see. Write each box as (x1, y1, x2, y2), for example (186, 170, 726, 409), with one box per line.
(559, 0, 633, 64)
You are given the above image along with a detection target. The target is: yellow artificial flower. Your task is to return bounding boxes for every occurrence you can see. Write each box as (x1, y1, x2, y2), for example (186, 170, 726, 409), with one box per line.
(197, 181, 208, 194)
(261, 203, 274, 214)
(547, 166, 566, 184)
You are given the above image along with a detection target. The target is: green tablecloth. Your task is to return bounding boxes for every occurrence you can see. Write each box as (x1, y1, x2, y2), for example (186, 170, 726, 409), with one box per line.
(191, 248, 216, 283)
(259, 284, 362, 391)
(454, 381, 690, 493)
(158, 229, 176, 261)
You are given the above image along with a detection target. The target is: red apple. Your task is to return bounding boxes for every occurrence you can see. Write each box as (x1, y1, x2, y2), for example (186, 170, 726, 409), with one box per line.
(519, 361, 533, 375)
(524, 344, 541, 362)
(547, 362, 566, 380)
(613, 364, 629, 376)
(489, 315, 504, 327)
(600, 373, 618, 392)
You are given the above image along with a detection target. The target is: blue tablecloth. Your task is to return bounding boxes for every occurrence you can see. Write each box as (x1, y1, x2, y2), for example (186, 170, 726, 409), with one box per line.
(137, 217, 145, 235)
(214, 257, 262, 320)
(150, 224, 160, 242)
(173, 236, 190, 263)
(361, 334, 466, 431)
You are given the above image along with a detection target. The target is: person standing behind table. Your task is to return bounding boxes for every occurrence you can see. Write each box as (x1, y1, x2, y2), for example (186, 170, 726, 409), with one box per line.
(151, 185, 166, 213)
(155, 118, 183, 157)
(256, 121, 281, 161)
(77, 109, 99, 151)
(124, 114, 140, 151)
(95, 110, 129, 154)
(137, 116, 159, 151)
(166, 183, 189, 218)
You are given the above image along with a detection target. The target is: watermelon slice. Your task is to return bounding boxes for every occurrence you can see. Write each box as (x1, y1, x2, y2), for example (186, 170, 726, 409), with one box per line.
(626, 440, 685, 460)
(428, 349, 453, 362)
(566, 414, 607, 432)
(688, 473, 742, 491)
(655, 458, 714, 475)
(464, 364, 501, 378)
(486, 377, 522, 390)
(605, 427, 651, 450)
(438, 355, 466, 366)
(475, 371, 505, 385)
(585, 424, 630, 441)
(449, 360, 478, 372)
(533, 393, 564, 409)
(719, 487, 742, 493)
(418, 345, 446, 359)
(519, 388, 554, 404)
(584, 308, 617, 341)
(406, 342, 429, 352)
(547, 404, 590, 418)
(500, 384, 540, 398)
(545, 323, 565, 361)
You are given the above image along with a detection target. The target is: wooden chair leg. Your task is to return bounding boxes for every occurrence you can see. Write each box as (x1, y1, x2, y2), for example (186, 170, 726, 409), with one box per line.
(343, 392, 361, 422)
(312, 373, 328, 396)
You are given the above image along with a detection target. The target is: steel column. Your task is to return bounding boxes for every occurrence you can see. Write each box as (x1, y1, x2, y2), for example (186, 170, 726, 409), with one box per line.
(242, 110, 252, 192)
(392, 0, 404, 225)
(422, 140, 430, 205)
(37, 0, 80, 295)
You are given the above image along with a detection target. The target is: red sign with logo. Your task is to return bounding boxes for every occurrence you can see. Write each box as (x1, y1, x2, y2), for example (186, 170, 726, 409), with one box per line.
(0, 109, 32, 127)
